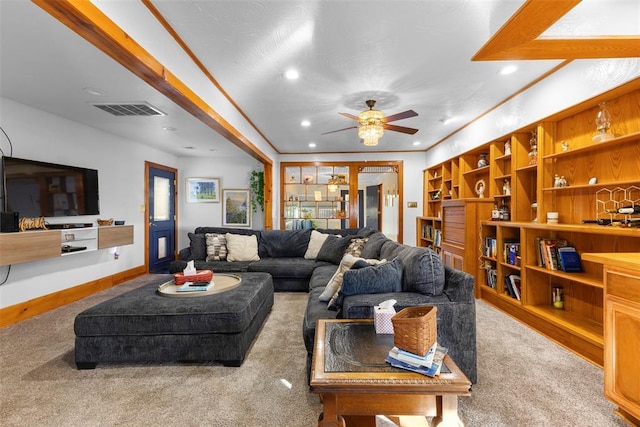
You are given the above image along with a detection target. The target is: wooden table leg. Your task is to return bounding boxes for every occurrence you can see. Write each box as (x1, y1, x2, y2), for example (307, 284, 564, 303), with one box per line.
(318, 393, 346, 427)
(431, 395, 463, 427)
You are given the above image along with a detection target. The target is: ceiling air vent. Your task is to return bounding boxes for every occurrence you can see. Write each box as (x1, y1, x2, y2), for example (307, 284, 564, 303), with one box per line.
(92, 102, 166, 117)
(359, 165, 398, 174)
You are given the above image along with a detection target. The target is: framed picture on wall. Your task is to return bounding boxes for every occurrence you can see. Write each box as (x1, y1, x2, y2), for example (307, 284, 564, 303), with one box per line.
(186, 177, 220, 203)
(222, 189, 251, 227)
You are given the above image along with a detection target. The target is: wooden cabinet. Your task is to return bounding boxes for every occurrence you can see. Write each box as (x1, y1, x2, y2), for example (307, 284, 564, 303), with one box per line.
(416, 216, 441, 252)
(582, 253, 640, 426)
(440, 199, 492, 287)
(0, 225, 134, 266)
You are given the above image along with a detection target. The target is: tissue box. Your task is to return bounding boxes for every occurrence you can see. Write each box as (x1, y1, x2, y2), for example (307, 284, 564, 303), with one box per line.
(374, 305, 396, 334)
(173, 270, 213, 285)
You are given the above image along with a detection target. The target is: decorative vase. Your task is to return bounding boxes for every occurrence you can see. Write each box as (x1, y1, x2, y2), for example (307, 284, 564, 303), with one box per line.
(477, 153, 489, 168)
(593, 101, 614, 142)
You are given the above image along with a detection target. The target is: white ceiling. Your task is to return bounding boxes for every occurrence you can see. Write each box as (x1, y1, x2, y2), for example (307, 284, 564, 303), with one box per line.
(1, 0, 638, 158)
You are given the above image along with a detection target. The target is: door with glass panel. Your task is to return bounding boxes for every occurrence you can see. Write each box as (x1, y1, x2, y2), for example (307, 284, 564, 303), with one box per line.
(147, 164, 176, 273)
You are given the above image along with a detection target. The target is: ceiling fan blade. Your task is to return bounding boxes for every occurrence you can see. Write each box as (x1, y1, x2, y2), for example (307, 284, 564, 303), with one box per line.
(384, 109, 418, 123)
(321, 125, 357, 135)
(339, 112, 360, 121)
(384, 123, 419, 135)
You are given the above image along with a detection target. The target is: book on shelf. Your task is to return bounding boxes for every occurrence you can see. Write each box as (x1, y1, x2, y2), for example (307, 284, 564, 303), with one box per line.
(433, 229, 442, 247)
(557, 246, 583, 272)
(537, 238, 569, 270)
(484, 237, 497, 258)
(176, 281, 214, 292)
(508, 274, 521, 300)
(502, 239, 520, 266)
(486, 268, 497, 289)
(386, 344, 448, 377)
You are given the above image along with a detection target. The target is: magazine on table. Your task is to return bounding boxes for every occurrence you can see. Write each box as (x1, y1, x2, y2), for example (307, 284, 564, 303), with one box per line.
(176, 281, 214, 292)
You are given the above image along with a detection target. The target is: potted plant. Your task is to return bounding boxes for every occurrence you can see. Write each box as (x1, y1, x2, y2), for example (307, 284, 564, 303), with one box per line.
(249, 170, 264, 213)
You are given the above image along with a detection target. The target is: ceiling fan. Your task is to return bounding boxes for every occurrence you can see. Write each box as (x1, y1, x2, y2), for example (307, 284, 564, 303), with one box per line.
(322, 99, 418, 146)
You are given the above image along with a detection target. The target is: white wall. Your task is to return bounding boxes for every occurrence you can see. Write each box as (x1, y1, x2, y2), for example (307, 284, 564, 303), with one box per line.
(0, 97, 177, 308)
(176, 157, 265, 251)
(424, 59, 640, 167)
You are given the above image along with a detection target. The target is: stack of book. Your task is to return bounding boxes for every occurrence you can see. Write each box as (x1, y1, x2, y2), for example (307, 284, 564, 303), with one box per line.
(385, 342, 448, 377)
(535, 238, 582, 272)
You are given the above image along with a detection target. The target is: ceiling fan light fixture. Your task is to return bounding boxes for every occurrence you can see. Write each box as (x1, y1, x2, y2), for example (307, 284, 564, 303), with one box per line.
(358, 107, 385, 146)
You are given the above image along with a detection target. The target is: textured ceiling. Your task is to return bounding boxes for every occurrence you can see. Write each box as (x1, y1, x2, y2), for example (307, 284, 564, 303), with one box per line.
(1, 0, 638, 157)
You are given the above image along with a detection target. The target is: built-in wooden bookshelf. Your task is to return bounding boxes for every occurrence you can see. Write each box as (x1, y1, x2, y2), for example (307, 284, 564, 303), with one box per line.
(420, 80, 640, 369)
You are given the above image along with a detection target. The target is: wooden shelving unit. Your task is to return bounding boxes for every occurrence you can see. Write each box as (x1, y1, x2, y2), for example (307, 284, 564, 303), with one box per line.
(421, 81, 640, 368)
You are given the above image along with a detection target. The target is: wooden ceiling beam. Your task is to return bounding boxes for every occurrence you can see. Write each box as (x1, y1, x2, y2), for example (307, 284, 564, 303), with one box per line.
(473, 0, 640, 61)
(31, 0, 273, 165)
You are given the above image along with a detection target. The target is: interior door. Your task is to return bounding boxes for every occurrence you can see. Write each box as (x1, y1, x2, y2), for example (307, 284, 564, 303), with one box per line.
(147, 163, 176, 273)
(366, 185, 381, 231)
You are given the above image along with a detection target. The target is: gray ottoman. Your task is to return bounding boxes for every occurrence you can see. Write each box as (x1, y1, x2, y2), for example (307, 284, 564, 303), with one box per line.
(74, 272, 274, 368)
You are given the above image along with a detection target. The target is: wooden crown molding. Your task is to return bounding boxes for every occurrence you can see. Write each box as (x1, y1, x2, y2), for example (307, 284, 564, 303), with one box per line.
(473, 0, 640, 61)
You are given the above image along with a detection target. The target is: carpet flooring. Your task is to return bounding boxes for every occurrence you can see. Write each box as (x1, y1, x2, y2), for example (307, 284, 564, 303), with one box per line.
(0, 274, 628, 426)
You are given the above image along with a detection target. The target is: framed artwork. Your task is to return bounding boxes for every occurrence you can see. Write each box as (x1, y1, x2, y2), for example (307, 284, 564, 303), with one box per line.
(222, 189, 251, 227)
(186, 177, 220, 203)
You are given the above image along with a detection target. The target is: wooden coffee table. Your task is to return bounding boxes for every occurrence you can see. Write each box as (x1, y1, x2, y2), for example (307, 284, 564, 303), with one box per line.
(310, 319, 471, 427)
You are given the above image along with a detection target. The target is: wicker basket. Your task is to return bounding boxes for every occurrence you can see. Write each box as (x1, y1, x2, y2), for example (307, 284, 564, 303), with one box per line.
(391, 306, 437, 356)
(97, 218, 113, 226)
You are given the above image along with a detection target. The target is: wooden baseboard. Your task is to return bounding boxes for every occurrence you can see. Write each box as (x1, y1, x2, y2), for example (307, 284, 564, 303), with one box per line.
(0, 265, 146, 328)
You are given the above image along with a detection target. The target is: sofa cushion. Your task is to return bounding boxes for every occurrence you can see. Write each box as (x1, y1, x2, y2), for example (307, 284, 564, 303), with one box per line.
(205, 233, 227, 261)
(309, 264, 338, 290)
(380, 240, 405, 260)
(332, 257, 404, 310)
(258, 229, 311, 258)
(226, 233, 260, 262)
(316, 234, 354, 264)
(396, 246, 445, 296)
(361, 232, 389, 259)
(344, 237, 368, 258)
(304, 230, 332, 259)
(247, 257, 316, 279)
(187, 232, 207, 260)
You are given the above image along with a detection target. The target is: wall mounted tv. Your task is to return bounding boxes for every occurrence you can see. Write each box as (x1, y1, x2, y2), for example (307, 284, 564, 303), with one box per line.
(2, 157, 100, 217)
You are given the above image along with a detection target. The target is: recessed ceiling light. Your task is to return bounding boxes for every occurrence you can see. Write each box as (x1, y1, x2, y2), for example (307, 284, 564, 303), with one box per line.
(162, 126, 177, 132)
(412, 141, 421, 146)
(183, 146, 195, 150)
(499, 65, 518, 75)
(284, 69, 299, 80)
(83, 87, 104, 96)
(301, 120, 310, 127)
(308, 142, 316, 148)
(440, 117, 457, 125)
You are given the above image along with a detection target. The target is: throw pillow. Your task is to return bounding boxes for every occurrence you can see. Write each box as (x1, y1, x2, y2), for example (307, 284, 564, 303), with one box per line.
(205, 233, 227, 261)
(304, 230, 331, 259)
(318, 253, 361, 302)
(316, 234, 354, 264)
(330, 257, 403, 310)
(225, 233, 260, 262)
(187, 232, 207, 260)
(326, 257, 388, 310)
(344, 237, 368, 258)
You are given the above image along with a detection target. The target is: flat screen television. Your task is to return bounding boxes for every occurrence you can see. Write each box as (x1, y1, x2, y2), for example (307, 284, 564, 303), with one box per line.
(2, 156, 100, 217)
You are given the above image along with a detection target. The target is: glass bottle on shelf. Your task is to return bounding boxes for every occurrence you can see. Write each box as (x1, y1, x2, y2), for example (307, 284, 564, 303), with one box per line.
(593, 101, 614, 142)
(528, 130, 537, 165)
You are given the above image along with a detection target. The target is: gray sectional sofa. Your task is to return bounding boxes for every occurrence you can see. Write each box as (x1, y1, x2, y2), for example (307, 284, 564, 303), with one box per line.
(169, 226, 477, 383)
